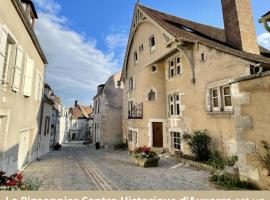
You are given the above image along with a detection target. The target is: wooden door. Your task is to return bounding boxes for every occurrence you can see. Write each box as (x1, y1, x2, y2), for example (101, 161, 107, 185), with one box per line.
(152, 122, 163, 147)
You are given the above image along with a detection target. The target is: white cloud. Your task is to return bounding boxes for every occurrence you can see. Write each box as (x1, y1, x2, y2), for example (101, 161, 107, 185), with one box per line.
(33, 0, 120, 106)
(258, 32, 270, 50)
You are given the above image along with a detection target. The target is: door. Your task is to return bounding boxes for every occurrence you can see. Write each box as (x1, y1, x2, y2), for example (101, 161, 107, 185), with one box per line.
(152, 122, 163, 147)
(18, 130, 30, 169)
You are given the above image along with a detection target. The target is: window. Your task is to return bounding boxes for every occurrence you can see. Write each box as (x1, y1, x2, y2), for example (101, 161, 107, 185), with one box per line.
(211, 88, 219, 111)
(149, 35, 156, 52)
(12, 46, 24, 92)
(201, 53, 206, 61)
(209, 85, 232, 112)
(250, 65, 261, 75)
(134, 51, 138, 65)
(148, 89, 156, 101)
(151, 65, 157, 72)
(176, 57, 182, 75)
(168, 93, 182, 117)
(117, 80, 121, 87)
(44, 116, 50, 136)
(0, 27, 15, 86)
(128, 101, 133, 117)
(169, 59, 175, 78)
(169, 95, 174, 116)
(139, 44, 144, 53)
(128, 130, 137, 144)
(221, 86, 232, 111)
(175, 94, 181, 116)
(172, 132, 181, 150)
(128, 130, 133, 142)
(128, 76, 135, 91)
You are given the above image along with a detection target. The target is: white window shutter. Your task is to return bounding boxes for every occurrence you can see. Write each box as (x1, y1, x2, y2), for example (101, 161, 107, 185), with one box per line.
(206, 90, 211, 112)
(12, 46, 23, 92)
(39, 76, 43, 102)
(23, 56, 34, 97)
(0, 26, 8, 82)
(34, 70, 39, 100)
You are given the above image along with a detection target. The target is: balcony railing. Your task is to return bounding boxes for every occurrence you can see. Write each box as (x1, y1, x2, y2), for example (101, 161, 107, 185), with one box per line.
(128, 102, 143, 119)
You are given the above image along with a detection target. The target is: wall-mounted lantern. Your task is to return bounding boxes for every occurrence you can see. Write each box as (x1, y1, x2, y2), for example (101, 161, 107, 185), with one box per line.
(259, 11, 270, 32)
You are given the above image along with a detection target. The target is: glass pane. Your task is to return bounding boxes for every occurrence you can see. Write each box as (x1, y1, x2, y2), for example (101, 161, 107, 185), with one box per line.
(212, 89, 218, 97)
(213, 98, 219, 107)
(176, 104, 180, 115)
(177, 57, 180, 63)
(177, 66, 181, 74)
(224, 96, 232, 106)
(223, 86, 230, 95)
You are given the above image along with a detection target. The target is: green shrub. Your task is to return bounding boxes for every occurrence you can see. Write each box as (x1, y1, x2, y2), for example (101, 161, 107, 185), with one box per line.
(114, 139, 128, 150)
(210, 174, 259, 190)
(225, 155, 238, 166)
(208, 151, 225, 169)
(257, 140, 270, 176)
(183, 130, 211, 161)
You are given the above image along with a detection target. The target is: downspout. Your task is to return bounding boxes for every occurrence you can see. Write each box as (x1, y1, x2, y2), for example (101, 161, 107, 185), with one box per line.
(37, 88, 45, 161)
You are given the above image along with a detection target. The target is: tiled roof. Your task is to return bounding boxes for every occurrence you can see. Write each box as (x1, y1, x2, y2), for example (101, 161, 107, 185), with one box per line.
(69, 105, 92, 119)
(138, 4, 270, 65)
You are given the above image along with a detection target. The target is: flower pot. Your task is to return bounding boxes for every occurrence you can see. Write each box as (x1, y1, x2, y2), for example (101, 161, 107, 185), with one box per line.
(133, 156, 160, 168)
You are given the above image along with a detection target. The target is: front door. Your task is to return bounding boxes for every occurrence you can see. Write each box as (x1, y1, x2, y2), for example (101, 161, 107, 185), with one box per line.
(152, 122, 163, 147)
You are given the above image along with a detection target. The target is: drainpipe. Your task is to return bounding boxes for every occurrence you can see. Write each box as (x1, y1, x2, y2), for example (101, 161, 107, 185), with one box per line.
(37, 92, 45, 161)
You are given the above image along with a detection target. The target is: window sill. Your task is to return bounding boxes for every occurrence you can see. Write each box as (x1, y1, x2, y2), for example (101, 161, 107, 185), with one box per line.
(206, 111, 234, 116)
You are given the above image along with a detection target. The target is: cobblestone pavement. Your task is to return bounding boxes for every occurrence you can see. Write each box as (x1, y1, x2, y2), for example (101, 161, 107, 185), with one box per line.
(23, 142, 217, 190)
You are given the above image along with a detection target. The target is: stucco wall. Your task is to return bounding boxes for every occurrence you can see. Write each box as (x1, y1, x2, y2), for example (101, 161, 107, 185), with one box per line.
(0, 0, 46, 174)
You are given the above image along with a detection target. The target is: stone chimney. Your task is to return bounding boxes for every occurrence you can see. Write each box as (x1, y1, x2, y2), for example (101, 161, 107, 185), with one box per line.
(221, 0, 260, 54)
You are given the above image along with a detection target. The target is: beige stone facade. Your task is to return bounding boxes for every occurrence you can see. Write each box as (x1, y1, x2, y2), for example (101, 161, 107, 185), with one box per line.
(93, 71, 123, 149)
(122, 3, 270, 188)
(0, 0, 47, 174)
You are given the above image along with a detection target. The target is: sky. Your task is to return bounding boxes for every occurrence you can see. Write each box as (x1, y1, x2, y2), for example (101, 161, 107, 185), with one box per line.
(32, 0, 270, 107)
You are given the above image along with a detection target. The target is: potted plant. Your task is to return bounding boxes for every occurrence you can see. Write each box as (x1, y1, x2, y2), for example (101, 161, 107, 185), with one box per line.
(132, 146, 160, 167)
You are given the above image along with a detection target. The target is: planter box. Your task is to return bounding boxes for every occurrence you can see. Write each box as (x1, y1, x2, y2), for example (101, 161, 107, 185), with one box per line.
(132, 156, 160, 168)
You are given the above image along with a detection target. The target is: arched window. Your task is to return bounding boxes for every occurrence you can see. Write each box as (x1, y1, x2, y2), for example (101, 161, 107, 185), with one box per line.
(148, 89, 156, 101)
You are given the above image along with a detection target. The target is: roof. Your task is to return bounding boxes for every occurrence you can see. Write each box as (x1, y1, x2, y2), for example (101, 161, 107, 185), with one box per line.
(21, 0, 38, 18)
(137, 4, 270, 65)
(69, 104, 93, 119)
(262, 11, 270, 18)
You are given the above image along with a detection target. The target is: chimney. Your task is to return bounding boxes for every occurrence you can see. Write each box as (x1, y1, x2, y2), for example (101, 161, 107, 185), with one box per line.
(75, 100, 78, 107)
(221, 0, 260, 54)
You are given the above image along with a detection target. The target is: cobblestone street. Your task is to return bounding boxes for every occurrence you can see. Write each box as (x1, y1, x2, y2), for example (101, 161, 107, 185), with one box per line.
(23, 142, 217, 190)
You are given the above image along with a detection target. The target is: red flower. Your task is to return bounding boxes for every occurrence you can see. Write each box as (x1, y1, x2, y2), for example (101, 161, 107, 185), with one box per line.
(16, 173, 23, 181)
(6, 180, 18, 186)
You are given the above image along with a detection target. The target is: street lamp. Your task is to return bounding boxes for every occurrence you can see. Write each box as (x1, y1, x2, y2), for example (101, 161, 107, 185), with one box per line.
(259, 11, 270, 32)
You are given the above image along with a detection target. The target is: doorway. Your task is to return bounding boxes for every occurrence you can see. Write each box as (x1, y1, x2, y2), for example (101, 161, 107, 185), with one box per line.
(152, 122, 163, 147)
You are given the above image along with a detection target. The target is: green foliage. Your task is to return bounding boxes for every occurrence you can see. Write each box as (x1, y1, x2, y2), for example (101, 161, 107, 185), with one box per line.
(114, 139, 128, 150)
(257, 140, 270, 175)
(183, 130, 211, 161)
(225, 155, 238, 166)
(210, 174, 259, 190)
(208, 151, 225, 169)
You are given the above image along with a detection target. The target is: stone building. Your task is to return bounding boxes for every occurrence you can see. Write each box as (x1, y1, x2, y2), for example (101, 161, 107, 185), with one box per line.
(93, 71, 123, 149)
(68, 101, 92, 141)
(121, 1, 270, 188)
(38, 84, 54, 158)
(0, 0, 47, 174)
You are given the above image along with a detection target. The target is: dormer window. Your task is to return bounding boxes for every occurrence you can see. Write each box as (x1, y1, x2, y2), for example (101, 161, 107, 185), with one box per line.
(149, 35, 156, 52)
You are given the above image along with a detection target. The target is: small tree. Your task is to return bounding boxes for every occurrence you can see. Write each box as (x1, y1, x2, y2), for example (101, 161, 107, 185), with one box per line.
(183, 129, 211, 161)
(257, 140, 270, 176)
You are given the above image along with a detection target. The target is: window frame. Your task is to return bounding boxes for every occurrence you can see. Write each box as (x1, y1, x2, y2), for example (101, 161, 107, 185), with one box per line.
(211, 88, 220, 112)
(172, 132, 181, 150)
(221, 85, 232, 111)
(149, 35, 156, 52)
(128, 76, 134, 91)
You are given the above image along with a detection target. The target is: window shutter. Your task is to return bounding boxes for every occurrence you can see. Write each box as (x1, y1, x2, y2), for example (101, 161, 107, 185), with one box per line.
(39, 76, 43, 101)
(12, 46, 23, 92)
(0, 26, 8, 82)
(34, 70, 40, 101)
(133, 76, 136, 90)
(206, 90, 211, 112)
(23, 56, 34, 97)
